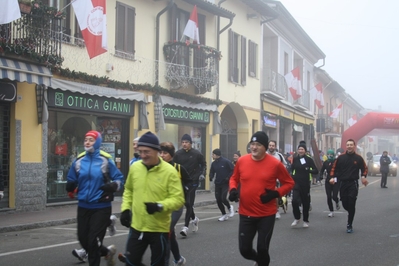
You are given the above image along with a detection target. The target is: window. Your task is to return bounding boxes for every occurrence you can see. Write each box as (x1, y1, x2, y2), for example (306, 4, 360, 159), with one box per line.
(248, 40, 258, 78)
(228, 29, 247, 85)
(115, 2, 135, 60)
(284, 52, 289, 75)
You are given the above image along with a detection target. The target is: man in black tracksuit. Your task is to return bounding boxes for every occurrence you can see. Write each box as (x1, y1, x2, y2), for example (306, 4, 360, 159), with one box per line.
(209, 149, 235, 221)
(330, 139, 368, 233)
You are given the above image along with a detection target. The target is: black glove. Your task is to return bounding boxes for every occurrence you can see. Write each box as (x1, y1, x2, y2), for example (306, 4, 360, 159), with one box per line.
(145, 202, 162, 214)
(100, 182, 118, 192)
(120, 210, 131, 228)
(228, 188, 238, 202)
(260, 189, 280, 204)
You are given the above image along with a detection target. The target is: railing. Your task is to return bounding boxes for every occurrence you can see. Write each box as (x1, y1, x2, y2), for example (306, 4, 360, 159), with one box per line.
(163, 41, 220, 94)
(317, 114, 333, 131)
(261, 68, 287, 98)
(293, 89, 310, 109)
(0, 12, 63, 68)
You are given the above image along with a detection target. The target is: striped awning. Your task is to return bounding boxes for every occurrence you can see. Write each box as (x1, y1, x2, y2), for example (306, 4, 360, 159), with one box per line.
(0, 58, 52, 86)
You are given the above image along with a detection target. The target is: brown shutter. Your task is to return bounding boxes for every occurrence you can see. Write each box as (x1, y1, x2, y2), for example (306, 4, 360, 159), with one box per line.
(241, 36, 247, 86)
(127, 7, 135, 54)
(115, 3, 125, 51)
(228, 29, 235, 82)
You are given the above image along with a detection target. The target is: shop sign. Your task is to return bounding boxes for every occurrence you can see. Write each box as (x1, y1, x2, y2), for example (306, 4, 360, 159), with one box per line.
(163, 105, 210, 124)
(0, 81, 17, 102)
(263, 113, 277, 128)
(48, 89, 134, 116)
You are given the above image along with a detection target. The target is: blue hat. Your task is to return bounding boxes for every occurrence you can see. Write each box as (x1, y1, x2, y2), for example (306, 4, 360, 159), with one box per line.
(138, 131, 160, 151)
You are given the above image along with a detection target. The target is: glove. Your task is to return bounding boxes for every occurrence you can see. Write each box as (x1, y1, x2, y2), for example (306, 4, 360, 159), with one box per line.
(68, 187, 78, 199)
(145, 202, 163, 214)
(199, 175, 205, 181)
(0, 191, 3, 200)
(100, 181, 120, 192)
(260, 189, 279, 204)
(228, 188, 238, 202)
(120, 210, 132, 228)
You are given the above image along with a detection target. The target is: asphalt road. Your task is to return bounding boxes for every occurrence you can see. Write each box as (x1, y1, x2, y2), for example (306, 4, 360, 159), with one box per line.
(1, 175, 399, 266)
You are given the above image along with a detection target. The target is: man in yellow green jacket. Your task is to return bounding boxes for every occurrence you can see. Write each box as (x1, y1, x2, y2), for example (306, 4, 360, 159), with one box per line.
(120, 131, 184, 266)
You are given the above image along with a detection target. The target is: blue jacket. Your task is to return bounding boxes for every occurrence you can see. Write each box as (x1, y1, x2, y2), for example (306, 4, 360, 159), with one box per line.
(209, 156, 234, 185)
(67, 135, 124, 209)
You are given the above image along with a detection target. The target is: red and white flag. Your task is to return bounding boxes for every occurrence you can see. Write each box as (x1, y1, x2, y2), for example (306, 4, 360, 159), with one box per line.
(347, 114, 357, 127)
(183, 5, 200, 44)
(284, 67, 302, 101)
(0, 0, 21, 24)
(329, 103, 342, 118)
(311, 83, 324, 108)
(72, 0, 107, 59)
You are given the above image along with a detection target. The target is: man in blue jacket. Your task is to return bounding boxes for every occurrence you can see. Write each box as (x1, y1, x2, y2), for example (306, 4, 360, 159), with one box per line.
(209, 149, 235, 221)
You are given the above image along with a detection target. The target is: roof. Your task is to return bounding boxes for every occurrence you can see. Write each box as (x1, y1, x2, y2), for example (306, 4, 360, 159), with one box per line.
(183, 0, 236, 19)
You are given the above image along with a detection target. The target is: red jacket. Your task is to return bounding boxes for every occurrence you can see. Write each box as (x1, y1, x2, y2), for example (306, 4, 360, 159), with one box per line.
(230, 154, 294, 217)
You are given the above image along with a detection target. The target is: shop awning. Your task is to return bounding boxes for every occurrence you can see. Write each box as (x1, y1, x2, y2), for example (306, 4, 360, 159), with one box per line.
(51, 78, 147, 103)
(0, 58, 52, 86)
(160, 95, 217, 112)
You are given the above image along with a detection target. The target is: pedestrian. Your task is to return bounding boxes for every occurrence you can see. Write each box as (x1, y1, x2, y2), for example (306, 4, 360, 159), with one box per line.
(120, 131, 185, 266)
(319, 149, 340, 217)
(209, 148, 235, 221)
(229, 131, 294, 266)
(266, 140, 288, 220)
(290, 141, 318, 228)
(159, 141, 191, 266)
(380, 151, 391, 188)
(330, 139, 368, 233)
(66, 130, 124, 266)
(232, 150, 241, 166)
(392, 154, 398, 162)
(129, 137, 141, 165)
(173, 133, 206, 237)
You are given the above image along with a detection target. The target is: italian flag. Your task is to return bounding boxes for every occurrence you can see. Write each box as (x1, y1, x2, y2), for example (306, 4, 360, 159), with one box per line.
(284, 67, 302, 101)
(183, 5, 200, 44)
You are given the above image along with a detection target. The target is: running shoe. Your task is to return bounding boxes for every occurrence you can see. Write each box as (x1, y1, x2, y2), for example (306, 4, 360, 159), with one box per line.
(174, 256, 186, 266)
(108, 215, 117, 236)
(105, 245, 116, 266)
(218, 214, 229, 221)
(291, 219, 300, 227)
(191, 217, 199, 232)
(303, 222, 309, 228)
(336, 202, 340, 211)
(346, 224, 353, 233)
(72, 248, 88, 262)
(276, 211, 281, 219)
(180, 226, 189, 237)
(229, 205, 235, 217)
(328, 212, 334, 217)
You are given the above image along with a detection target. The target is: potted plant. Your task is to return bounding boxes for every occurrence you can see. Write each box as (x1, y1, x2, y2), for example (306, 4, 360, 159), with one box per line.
(18, 0, 33, 14)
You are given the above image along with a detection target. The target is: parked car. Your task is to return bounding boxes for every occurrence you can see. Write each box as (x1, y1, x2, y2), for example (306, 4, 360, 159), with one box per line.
(367, 154, 397, 176)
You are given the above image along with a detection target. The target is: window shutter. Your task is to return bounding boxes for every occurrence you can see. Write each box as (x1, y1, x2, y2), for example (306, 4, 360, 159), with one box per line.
(241, 36, 247, 86)
(228, 30, 235, 82)
(126, 7, 135, 54)
(116, 3, 126, 51)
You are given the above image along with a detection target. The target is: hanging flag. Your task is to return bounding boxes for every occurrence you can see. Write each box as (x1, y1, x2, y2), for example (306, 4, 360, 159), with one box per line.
(0, 0, 21, 25)
(72, 0, 107, 59)
(284, 67, 302, 101)
(311, 83, 324, 108)
(329, 103, 342, 118)
(347, 114, 357, 127)
(183, 5, 200, 44)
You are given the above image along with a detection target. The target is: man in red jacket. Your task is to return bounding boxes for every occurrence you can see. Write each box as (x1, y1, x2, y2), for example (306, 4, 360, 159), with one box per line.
(229, 131, 294, 266)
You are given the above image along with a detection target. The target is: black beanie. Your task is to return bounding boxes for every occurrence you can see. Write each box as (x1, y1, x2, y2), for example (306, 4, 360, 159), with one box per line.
(181, 134, 192, 143)
(234, 150, 241, 157)
(298, 140, 307, 151)
(250, 131, 269, 148)
(212, 149, 221, 156)
(138, 131, 161, 151)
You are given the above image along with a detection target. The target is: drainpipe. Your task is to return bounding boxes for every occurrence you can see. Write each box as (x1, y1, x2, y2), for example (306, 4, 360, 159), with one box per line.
(155, 0, 174, 86)
(216, 0, 234, 101)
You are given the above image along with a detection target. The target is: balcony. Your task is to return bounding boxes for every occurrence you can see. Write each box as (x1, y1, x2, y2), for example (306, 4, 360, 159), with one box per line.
(0, 6, 63, 69)
(292, 89, 310, 110)
(163, 41, 220, 94)
(261, 68, 287, 100)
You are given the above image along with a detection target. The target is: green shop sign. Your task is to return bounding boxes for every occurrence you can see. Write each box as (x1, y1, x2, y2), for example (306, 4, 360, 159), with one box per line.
(48, 89, 134, 116)
(163, 105, 210, 124)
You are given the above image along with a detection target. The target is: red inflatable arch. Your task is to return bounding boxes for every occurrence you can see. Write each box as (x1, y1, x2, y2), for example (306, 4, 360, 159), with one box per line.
(341, 112, 399, 150)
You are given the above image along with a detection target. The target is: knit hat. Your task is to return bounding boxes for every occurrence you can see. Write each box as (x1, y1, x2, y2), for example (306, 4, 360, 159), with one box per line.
(234, 151, 241, 157)
(212, 149, 221, 156)
(250, 131, 269, 148)
(181, 134, 192, 143)
(298, 140, 307, 151)
(327, 149, 334, 156)
(160, 142, 175, 157)
(137, 131, 161, 151)
(85, 130, 100, 140)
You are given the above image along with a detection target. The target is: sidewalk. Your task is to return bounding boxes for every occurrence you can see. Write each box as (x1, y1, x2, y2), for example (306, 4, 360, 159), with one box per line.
(0, 191, 216, 233)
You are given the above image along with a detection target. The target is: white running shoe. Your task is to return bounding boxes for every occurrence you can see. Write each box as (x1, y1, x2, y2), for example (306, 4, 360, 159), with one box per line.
(191, 217, 199, 232)
(180, 226, 189, 237)
(72, 248, 88, 262)
(218, 214, 229, 221)
(303, 222, 309, 228)
(276, 211, 281, 219)
(291, 219, 300, 227)
(105, 245, 116, 266)
(174, 256, 186, 266)
(229, 205, 235, 218)
(328, 212, 334, 217)
(108, 215, 117, 236)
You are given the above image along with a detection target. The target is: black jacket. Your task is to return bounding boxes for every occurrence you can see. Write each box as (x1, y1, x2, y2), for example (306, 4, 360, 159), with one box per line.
(291, 155, 318, 186)
(319, 159, 336, 181)
(380, 155, 391, 174)
(209, 157, 234, 185)
(330, 151, 368, 181)
(174, 148, 206, 183)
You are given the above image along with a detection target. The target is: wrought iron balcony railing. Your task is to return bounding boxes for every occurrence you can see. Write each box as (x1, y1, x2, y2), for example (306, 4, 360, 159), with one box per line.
(0, 10, 63, 69)
(163, 41, 220, 94)
(261, 68, 287, 99)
